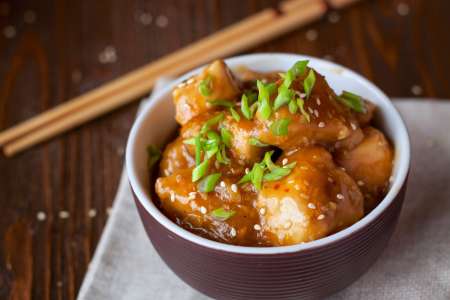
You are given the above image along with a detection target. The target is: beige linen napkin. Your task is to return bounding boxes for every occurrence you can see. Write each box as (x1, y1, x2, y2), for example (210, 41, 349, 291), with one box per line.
(77, 92, 450, 300)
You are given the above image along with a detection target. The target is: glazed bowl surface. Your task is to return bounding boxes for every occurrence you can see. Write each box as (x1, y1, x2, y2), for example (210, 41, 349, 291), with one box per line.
(126, 53, 410, 299)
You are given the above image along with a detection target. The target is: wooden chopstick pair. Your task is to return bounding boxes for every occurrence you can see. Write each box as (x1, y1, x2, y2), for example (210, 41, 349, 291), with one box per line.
(0, 0, 359, 157)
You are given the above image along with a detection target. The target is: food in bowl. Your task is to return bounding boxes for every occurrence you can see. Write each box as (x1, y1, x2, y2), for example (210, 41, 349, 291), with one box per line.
(148, 59, 393, 247)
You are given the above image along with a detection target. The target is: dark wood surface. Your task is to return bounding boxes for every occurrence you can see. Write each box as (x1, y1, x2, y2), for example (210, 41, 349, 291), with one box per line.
(0, 0, 449, 299)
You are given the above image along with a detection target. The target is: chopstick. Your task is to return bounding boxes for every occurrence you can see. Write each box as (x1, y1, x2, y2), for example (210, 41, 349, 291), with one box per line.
(0, 0, 362, 157)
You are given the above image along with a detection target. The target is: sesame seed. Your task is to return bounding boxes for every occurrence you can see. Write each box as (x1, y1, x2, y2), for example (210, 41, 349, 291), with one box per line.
(316, 99, 321, 105)
(397, 3, 410, 16)
(314, 109, 319, 118)
(3, 25, 16, 38)
(350, 123, 357, 130)
(98, 46, 117, 64)
(88, 209, 97, 218)
(318, 122, 325, 128)
(137, 12, 152, 25)
(214, 160, 220, 169)
(307, 203, 316, 209)
(327, 12, 340, 23)
(317, 214, 325, 220)
(188, 192, 196, 200)
(300, 193, 309, 199)
(259, 207, 266, 215)
(306, 29, 318, 41)
(304, 180, 310, 186)
(336, 193, 344, 200)
(245, 168, 250, 174)
(155, 15, 169, 28)
(231, 184, 238, 193)
(200, 206, 207, 214)
(328, 177, 334, 183)
(357, 180, 365, 186)
(300, 165, 308, 170)
(308, 107, 314, 114)
(283, 221, 292, 229)
(300, 92, 306, 98)
(59, 211, 70, 219)
(254, 224, 262, 231)
(230, 227, 237, 237)
(294, 184, 300, 191)
(282, 158, 288, 165)
(24, 10, 37, 24)
(411, 85, 423, 96)
(36, 211, 46, 221)
(170, 191, 175, 202)
(220, 181, 226, 188)
(175, 175, 182, 182)
(187, 78, 195, 84)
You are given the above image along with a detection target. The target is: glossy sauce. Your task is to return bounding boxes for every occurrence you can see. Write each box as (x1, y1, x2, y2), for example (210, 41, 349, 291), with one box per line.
(153, 60, 393, 247)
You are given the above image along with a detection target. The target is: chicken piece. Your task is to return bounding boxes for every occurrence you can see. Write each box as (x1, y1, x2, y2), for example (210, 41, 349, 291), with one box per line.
(335, 127, 393, 212)
(159, 136, 195, 177)
(173, 60, 240, 125)
(256, 147, 364, 246)
(255, 71, 361, 150)
(221, 114, 265, 165)
(155, 169, 263, 246)
(355, 100, 376, 126)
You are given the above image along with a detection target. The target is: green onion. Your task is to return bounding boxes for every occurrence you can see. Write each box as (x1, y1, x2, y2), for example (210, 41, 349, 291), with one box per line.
(198, 76, 212, 96)
(241, 94, 252, 120)
(249, 137, 269, 147)
(262, 150, 276, 171)
(147, 145, 161, 169)
(303, 69, 316, 99)
(192, 158, 209, 182)
(266, 82, 278, 95)
(263, 162, 296, 181)
(216, 145, 230, 165)
(208, 99, 234, 108)
(244, 91, 258, 104)
(338, 91, 366, 113)
(288, 99, 298, 114)
(256, 80, 272, 120)
(194, 135, 202, 165)
(183, 137, 196, 145)
(220, 128, 232, 148)
(283, 60, 309, 88)
(251, 163, 264, 190)
(229, 107, 241, 121)
(297, 98, 310, 123)
(270, 118, 291, 136)
(204, 131, 220, 158)
(273, 85, 294, 110)
(211, 207, 236, 221)
(198, 173, 221, 193)
(200, 113, 224, 135)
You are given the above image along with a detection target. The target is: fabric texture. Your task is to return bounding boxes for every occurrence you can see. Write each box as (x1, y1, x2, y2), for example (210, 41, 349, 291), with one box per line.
(77, 90, 450, 300)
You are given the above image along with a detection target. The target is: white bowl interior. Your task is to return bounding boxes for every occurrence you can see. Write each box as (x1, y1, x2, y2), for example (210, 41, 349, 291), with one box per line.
(126, 53, 410, 254)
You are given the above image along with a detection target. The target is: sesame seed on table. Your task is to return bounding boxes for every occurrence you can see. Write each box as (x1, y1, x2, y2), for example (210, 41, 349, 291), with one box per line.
(0, 0, 449, 299)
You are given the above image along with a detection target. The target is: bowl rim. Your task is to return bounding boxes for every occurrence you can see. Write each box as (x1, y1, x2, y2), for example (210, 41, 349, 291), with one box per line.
(126, 53, 411, 255)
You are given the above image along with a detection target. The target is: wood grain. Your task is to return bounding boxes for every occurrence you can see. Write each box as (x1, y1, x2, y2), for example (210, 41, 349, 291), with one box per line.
(0, 0, 449, 299)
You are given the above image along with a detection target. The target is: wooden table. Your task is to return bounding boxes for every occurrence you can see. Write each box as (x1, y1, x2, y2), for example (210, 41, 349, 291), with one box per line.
(1, 0, 449, 299)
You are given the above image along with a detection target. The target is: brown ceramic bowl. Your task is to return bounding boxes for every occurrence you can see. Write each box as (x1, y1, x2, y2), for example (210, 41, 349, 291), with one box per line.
(126, 54, 410, 299)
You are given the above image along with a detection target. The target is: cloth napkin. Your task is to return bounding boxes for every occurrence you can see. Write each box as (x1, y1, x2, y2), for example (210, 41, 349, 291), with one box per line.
(77, 85, 450, 299)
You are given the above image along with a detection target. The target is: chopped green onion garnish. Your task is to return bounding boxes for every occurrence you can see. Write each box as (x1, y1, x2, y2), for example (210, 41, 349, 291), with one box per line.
(288, 99, 298, 114)
(147, 145, 161, 169)
(262, 150, 276, 171)
(283, 60, 309, 88)
(216, 145, 230, 165)
(192, 158, 209, 182)
(229, 107, 241, 121)
(338, 91, 366, 113)
(208, 99, 234, 108)
(194, 135, 202, 165)
(220, 127, 233, 148)
(297, 98, 310, 123)
(183, 137, 196, 145)
(249, 137, 269, 147)
(270, 118, 291, 136)
(256, 80, 272, 120)
(200, 113, 224, 134)
(198, 76, 212, 97)
(241, 94, 252, 120)
(273, 85, 294, 110)
(263, 162, 296, 181)
(303, 69, 316, 99)
(198, 173, 221, 193)
(266, 82, 278, 95)
(211, 207, 236, 221)
(251, 163, 264, 190)
(204, 131, 220, 159)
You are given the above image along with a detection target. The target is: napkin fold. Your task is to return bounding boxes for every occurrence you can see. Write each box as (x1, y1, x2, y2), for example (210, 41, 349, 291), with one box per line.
(77, 92, 450, 300)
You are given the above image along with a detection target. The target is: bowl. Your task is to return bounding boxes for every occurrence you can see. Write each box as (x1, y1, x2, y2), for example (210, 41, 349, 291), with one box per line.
(126, 53, 410, 299)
